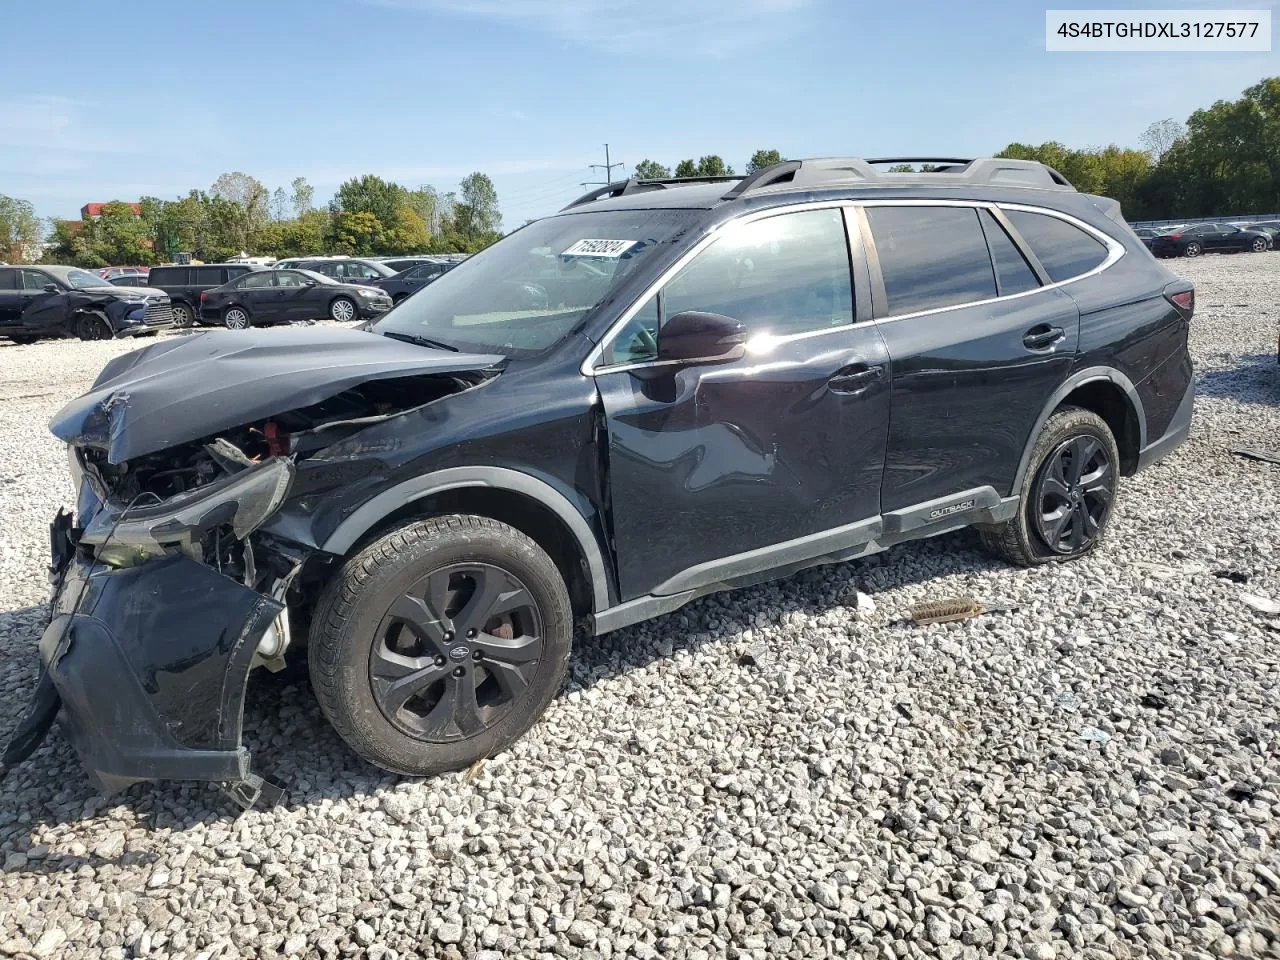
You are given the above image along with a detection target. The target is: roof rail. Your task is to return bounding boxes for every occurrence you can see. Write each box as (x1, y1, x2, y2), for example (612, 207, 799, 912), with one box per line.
(562, 175, 741, 211)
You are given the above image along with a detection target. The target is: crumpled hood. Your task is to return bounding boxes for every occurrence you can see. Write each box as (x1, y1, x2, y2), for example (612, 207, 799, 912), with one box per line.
(51, 327, 503, 464)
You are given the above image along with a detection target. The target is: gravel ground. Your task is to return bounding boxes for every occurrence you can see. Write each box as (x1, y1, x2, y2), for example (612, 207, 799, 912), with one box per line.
(1, 256, 1278, 960)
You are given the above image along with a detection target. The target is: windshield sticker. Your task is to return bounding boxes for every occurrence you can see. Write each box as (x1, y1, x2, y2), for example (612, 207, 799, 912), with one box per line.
(561, 238, 638, 258)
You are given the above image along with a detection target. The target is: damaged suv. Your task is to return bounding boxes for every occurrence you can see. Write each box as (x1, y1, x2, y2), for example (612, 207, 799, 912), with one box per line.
(5, 158, 1195, 802)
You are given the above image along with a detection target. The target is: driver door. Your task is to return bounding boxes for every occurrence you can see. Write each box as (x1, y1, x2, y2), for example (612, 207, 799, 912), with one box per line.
(18, 269, 69, 335)
(593, 206, 891, 602)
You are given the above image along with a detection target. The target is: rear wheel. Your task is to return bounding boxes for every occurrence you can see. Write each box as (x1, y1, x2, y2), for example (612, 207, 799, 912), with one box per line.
(6, 335, 37, 345)
(171, 302, 195, 328)
(1183, 242, 1202, 258)
(980, 406, 1120, 566)
(309, 515, 573, 775)
(74, 313, 113, 341)
(223, 306, 250, 330)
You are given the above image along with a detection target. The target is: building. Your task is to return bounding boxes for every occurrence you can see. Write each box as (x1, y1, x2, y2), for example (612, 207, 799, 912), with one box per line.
(80, 202, 142, 219)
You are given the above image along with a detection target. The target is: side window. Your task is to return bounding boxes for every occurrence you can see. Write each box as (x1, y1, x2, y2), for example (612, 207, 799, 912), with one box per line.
(354, 263, 380, 279)
(21, 270, 52, 291)
(239, 272, 275, 289)
(1004, 210, 1108, 283)
(866, 206, 996, 314)
(663, 209, 854, 338)
(194, 267, 222, 284)
(276, 272, 306, 288)
(979, 211, 1040, 296)
(0, 269, 16, 291)
(603, 294, 660, 366)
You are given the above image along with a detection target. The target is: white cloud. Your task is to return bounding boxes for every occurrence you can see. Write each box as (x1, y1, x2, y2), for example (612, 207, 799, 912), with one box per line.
(362, 0, 816, 56)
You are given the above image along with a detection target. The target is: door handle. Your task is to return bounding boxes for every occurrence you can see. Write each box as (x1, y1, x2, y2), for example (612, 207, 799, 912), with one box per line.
(828, 364, 884, 394)
(1022, 324, 1065, 351)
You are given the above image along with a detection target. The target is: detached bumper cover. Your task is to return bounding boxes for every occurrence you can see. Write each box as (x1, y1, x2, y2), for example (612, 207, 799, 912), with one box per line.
(28, 553, 281, 793)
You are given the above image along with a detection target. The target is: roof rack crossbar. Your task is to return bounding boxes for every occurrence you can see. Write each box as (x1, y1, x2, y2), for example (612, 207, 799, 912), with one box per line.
(721, 160, 804, 200)
(563, 175, 743, 211)
(864, 157, 975, 166)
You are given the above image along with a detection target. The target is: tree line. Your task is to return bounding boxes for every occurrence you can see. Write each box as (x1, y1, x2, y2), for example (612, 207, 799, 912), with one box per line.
(1, 77, 1275, 265)
(12, 171, 503, 268)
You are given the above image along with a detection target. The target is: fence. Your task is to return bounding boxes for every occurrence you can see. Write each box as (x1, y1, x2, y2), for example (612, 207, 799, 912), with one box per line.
(1130, 213, 1280, 228)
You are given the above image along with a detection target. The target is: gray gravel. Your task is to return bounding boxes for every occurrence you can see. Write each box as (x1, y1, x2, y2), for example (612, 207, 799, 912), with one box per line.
(2, 256, 1279, 960)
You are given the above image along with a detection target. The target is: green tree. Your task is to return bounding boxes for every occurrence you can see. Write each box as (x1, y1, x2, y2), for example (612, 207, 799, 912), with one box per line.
(270, 187, 289, 221)
(384, 207, 431, 253)
(0, 194, 42, 262)
(290, 177, 314, 218)
(457, 172, 501, 238)
(81, 202, 155, 266)
(633, 159, 671, 179)
(209, 172, 269, 251)
(696, 155, 733, 177)
(746, 149, 784, 173)
(331, 211, 384, 255)
(333, 174, 407, 228)
(674, 159, 698, 178)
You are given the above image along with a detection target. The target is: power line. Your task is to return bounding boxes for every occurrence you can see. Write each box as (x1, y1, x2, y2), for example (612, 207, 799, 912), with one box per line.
(582, 144, 625, 187)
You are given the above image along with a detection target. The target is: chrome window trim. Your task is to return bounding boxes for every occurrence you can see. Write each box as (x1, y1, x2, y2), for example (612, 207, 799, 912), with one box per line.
(584, 197, 1125, 375)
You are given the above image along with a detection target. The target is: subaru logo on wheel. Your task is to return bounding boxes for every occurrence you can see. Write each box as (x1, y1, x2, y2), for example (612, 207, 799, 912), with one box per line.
(448, 645, 469, 662)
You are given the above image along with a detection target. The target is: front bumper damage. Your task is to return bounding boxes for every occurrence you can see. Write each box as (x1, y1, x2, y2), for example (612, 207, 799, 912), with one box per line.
(2, 459, 297, 806)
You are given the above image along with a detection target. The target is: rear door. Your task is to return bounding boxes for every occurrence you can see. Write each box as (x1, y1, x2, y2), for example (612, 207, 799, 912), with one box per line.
(594, 205, 892, 602)
(236, 270, 279, 320)
(860, 202, 1083, 512)
(0, 269, 22, 328)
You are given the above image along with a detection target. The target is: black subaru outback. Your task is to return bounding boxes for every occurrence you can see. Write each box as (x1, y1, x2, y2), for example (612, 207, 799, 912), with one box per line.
(5, 158, 1195, 801)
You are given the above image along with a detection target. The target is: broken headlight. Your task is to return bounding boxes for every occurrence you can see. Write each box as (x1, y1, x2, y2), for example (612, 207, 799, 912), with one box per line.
(80, 457, 295, 557)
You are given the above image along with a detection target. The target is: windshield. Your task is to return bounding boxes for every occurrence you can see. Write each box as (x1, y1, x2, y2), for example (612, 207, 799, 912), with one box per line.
(67, 269, 111, 289)
(373, 209, 697, 358)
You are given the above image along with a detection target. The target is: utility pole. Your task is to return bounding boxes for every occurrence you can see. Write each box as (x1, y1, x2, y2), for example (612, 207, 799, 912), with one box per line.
(582, 144, 625, 187)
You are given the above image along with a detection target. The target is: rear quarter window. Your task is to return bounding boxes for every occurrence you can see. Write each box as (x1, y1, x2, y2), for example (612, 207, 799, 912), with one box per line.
(150, 267, 189, 285)
(195, 267, 226, 284)
(1003, 210, 1108, 283)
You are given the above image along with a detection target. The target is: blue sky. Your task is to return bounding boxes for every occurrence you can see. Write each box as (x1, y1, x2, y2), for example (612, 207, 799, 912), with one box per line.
(3, 0, 1277, 230)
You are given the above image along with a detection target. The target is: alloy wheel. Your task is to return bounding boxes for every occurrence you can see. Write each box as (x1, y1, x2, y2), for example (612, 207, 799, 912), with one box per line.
(369, 562, 545, 743)
(330, 298, 356, 322)
(224, 308, 249, 330)
(1033, 435, 1115, 554)
(77, 316, 111, 340)
(1184, 243, 1201, 257)
(1252, 238, 1267, 252)
(172, 303, 195, 328)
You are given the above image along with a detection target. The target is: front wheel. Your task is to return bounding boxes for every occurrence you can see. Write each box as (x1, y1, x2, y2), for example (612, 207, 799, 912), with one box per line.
(223, 306, 251, 330)
(1251, 237, 1268, 253)
(329, 297, 357, 322)
(980, 406, 1120, 566)
(74, 313, 114, 341)
(309, 515, 573, 775)
(1183, 242, 1202, 258)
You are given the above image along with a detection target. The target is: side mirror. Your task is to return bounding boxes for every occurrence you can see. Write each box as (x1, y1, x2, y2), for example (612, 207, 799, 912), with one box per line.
(43, 283, 59, 293)
(658, 310, 747, 366)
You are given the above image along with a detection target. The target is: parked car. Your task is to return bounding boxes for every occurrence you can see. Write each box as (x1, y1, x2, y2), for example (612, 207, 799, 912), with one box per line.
(1237, 221, 1280, 245)
(372, 259, 456, 303)
(109, 275, 152, 287)
(1132, 226, 1161, 250)
(198, 268, 392, 328)
(1147, 222, 1272, 257)
(378, 256, 444, 273)
(146, 263, 263, 327)
(6, 156, 1196, 802)
(293, 257, 398, 285)
(0, 265, 174, 342)
(97, 266, 150, 281)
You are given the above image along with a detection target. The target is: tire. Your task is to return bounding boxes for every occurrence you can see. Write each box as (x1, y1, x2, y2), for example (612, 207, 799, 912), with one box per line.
(74, 313, 114, 341)
(309, 515, 573, 776)
(1183, 242, 1202, 258)
(6, 335, 37, 345)
(223, 306, 251, 330)
(392, 293, 407, 305)
(171, 302, 195, 328)
(329, 297, 357, 322)
(1251, 237, 1268, 253)
(980, 406, 1120, 567)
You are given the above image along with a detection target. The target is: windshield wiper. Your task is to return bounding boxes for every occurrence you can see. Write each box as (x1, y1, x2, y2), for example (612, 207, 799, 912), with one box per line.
(381, 330, 459, 352)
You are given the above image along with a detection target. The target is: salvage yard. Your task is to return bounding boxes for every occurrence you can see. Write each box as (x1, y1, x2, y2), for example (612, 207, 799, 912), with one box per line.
(1, 254, 1278, 960)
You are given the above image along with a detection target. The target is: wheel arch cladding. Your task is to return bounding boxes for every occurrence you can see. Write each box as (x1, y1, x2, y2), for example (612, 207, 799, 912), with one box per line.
(320, 467, 610, 619)
(1011, 367, 1146, 493)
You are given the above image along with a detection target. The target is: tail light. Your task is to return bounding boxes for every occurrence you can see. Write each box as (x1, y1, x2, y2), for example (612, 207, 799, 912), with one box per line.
(1163, 233, 1183, 240)
(199, 291, 208, 304)
(1164, 284, 1194, 320)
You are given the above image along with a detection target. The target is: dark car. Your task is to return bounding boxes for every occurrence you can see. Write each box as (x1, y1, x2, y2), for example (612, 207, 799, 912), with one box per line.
(0, 265, 174, 342)
(293, 257, 398, 285)
(372, 259, 456, 303)
(198, 268, 393, 328)
(146, 263, 263, 327)
(378, 256, 441, 273)
(1131, 226, 1165, 250)
(1237, 221, 1280, 245)
(1148, 222, 1272, 257)
(5, 156, 1197, 803)
(109, 275, 152, 287)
